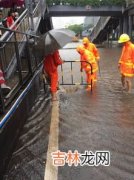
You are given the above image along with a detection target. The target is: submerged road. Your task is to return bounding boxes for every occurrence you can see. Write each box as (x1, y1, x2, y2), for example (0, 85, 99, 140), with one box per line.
(4, 43, 134, 180)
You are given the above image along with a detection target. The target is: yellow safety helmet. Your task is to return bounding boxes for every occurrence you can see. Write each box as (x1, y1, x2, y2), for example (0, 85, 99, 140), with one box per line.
(76, 45, 85, 54)
(82, 37, 90, 44)
(118, 34, 130, 43)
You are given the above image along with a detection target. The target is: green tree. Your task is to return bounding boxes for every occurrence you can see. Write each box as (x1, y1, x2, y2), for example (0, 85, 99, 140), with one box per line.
(67, 24, 83, 35)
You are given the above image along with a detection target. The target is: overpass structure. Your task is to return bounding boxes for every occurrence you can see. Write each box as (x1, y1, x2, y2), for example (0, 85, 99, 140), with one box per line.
(48, 5, 123, 17)
(47, 5, 124, 43)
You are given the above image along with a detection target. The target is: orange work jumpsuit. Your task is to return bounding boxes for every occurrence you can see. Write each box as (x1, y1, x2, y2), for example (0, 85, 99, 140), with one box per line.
(81, 49, 98, 85)
(43, 50, 63, 93)
(84, 42, 100, 61)
(119, 42, 134, 77)
(84, 42, 100, 81)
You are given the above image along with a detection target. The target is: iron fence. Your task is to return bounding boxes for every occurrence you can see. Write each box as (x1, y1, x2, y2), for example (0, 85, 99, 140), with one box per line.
(43, 60, 93, 93)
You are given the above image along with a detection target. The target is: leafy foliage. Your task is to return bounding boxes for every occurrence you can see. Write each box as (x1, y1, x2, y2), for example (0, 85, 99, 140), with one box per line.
(67, 24, 83, 34)
(46, 0, 126, 6)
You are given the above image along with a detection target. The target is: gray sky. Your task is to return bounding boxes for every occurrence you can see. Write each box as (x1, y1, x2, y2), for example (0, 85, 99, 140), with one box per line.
(52, 16, 85, 29)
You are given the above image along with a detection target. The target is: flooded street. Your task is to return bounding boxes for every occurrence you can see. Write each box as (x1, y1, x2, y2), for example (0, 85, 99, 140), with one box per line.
(59, 47, 134, 180)
(4, 44, 134, 180)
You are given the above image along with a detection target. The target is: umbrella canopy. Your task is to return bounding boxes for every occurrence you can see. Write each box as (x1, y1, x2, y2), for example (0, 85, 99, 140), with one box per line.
(0, 0, 24, 8)
(36, 28, 75, 56)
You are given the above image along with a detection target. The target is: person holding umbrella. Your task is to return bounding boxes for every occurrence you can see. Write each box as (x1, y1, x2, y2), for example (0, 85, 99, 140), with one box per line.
(118, 34, 134, 92)
(43, 50, 64, 101)
(36, 28, 75, 100)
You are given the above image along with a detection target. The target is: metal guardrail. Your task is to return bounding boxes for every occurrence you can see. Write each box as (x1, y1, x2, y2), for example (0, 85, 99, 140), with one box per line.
(0, 10, 30, 75)
(0, 0, 46, 114)
(0, 31, 42, 114)
(43, 60, 93, 93)
(0, 0, 46, 75)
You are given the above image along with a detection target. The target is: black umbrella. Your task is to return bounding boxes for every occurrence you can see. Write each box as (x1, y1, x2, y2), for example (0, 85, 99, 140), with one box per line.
(36, 28, 75, 56)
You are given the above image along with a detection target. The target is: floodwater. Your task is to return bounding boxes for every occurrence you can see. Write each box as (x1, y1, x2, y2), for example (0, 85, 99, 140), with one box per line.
(3, 90, 51, 180)
(4, 44, 134, 180)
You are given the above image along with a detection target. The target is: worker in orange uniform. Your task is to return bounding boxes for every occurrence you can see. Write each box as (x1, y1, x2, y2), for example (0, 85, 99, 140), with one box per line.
(82, 37, 100, 81)
(43, 50, 64, 101)
(118, 34, 134, 92)
(76, 45, 98, 91)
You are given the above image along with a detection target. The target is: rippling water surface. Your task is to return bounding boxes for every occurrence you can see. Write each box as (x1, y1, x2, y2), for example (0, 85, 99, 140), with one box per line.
(59, 47, 134, 180)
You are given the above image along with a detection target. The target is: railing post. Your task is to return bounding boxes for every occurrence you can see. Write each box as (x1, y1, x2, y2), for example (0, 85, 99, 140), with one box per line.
(60, 64, 64, 85)
(123, 13, 129, 33)
(40, 0, 47, 17)
(26, 0, 35, 31)
(25, 35, 33, 75)
(14, 34, 23, 85)
(71, 61, 73, 84)
(119, 17, 123, 35)
(128, 15, 133, 38)
(0, 86, 5, 113)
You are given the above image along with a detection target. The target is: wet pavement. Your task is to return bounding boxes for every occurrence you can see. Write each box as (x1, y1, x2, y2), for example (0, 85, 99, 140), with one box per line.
(58, 46, 134, 180)
(3, 44, 134, 180)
